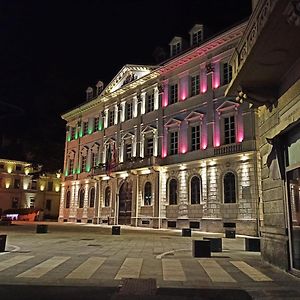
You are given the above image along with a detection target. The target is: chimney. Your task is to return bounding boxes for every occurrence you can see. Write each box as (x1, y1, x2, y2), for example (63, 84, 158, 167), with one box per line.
(96, 81, 104, 96)
(86, 86, 93, 101)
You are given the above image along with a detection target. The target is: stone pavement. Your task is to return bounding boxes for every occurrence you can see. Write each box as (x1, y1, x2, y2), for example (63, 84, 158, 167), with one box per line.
(0, 222, 300, 299)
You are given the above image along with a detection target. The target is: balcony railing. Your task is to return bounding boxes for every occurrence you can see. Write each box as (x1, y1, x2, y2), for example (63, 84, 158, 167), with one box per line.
(214, 143, 243, 156)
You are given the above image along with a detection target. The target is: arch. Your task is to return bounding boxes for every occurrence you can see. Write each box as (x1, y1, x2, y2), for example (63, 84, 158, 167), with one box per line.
(168, 178, 178, 205)
(144, 181, 152, 205)
(66, 190, 71, 208)
(89, 187, 95, 208)
(104, 186, 111, 207)
(190, 175, 201, 204)
(223, 171, 236, 203)
(79, 188, 85, 208)
(118, 181, 132, 225)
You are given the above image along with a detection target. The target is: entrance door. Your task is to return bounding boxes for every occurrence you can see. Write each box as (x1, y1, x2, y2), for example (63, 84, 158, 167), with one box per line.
(118, 181, 132, 225)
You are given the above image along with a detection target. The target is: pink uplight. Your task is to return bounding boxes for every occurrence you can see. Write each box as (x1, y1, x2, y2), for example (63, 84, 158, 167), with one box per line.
(212, 61, 220, 89)
(201, 143, 207, 150)
(180, 146, 187, 154)
(180, 76, 188, 101)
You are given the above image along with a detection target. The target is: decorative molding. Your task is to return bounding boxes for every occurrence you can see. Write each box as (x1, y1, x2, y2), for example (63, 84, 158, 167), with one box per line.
(284, 0, 300, 27)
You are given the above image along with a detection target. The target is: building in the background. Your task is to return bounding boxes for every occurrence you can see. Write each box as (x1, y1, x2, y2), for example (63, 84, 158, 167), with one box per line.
(226, 0, 300, 272)
(0, 159, 61, 219)
(60, 22, 261, 236)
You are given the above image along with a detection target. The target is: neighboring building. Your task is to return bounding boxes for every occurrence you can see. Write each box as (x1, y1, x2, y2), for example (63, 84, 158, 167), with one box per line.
(227, 0, 300, 272)
(0, 159, 61, 219)
(60, 22, 261, 236)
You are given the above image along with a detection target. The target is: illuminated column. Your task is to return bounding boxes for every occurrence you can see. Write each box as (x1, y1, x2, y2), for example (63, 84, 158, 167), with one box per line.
(121, 102, 125, 122)
(86, 150, 91, 172)
(104, 109, 109, 128)
(212, 60, 220, 89)
(69, 182, 79, 219)
(162, 127, 168, 158)
(65, 158, 70, 176)
(140, 92, 146, 115)
(162, 79, 169, 107)
(214, 112, 221, 147)
(178, 170, 188, 218)
(66, 126, 71, 142)
(153, 129, 158, 157)
(120, 139, 124, 163)
(180, 121, 188, 154)
(159, 168, 168, 225)
(133, 95, 138, 117)
(201, 116, 208, 150)
(82, 182, 89, 220)
(102, 143, 107, 164)
(58, 184, 65, 222)
(140, 133, 144, 158)
(114, 104, 119, 125)
(154, 86, 159, 110)
(236, 107, 244, 143)
(200, 64, 207, 93)
(133, 126, 137, 157)
(179, 72, 189, 101)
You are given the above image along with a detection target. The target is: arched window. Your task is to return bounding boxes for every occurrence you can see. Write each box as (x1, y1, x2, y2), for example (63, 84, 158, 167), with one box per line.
(104, 186, 110, 207)
(79, 188, 85, 208)
(144, 182, 152, 205)
(169, 178, 178, 205)
(89, 187, 95, 208)
(224, 172, 236, 203)
(66, 190, 71, 208)
(190, 176, 201, 204)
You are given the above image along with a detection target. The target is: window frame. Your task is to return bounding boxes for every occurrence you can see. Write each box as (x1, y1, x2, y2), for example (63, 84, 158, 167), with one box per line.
(169, 83, 178, 104)
(168, 178, 178, 205)
(190, 175, 202, 204)
(108, 110, 115, 127)
(66, 190, 71, 208)
(104, 186, 111, 207)
(224, 115, 236, 144)
(144, 181, 152, 206)
(169, 130, 178, 155)
(190, 74, 200, 97)
(146, 92, 154, 113)
(223, 172, 237, 204)
(222, 62, 233, 85)
(125, 102, 133, 120)
(79, 188, 85, 208)
(89, 187, 95, 208)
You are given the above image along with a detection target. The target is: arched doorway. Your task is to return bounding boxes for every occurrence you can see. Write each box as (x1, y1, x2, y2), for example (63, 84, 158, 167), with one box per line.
(118, 181, 132, 225)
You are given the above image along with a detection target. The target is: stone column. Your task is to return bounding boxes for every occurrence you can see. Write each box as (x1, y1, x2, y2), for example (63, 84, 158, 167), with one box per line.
(154, 86, 159, 110)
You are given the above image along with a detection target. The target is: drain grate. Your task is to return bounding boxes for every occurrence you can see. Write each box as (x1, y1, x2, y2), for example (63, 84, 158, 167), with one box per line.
(118, 278, 156, 296)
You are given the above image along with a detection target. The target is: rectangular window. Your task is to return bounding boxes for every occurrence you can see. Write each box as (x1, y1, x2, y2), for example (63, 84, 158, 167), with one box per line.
(81, 156, 87, 172)
(12, 197, 19, 209)
(172, 42, 181, 56)
(170, 131, 178, 155)
(46, 199, 52, 211)
(91, 152, 98, 167)
(125, 143, 132, 160)
(94, 117, 99, 131)
(146, 93, 154, 113)
(190, 75, 200, 97)
(71, 127, 76, 140)
(191, 125, 201, 151)
(16, 165, 22, 171)
(83, 122, 89, 135)
(223, 62, 232, 85)
(224, 116, 236, 144)
(0, 163, 4, 169)
(30, 197, 35, 208)
(47, 181, 53, 191)
(31, 180, 37, 190)
(192, 30, 202, 46)
(109, 110, 114, 127)
(169, 84, 178, 104)
(69, 159, 74, 174)
(14, 179, 20, 189)
(145, 137, 154, 157)
(126, 102, 133, 120)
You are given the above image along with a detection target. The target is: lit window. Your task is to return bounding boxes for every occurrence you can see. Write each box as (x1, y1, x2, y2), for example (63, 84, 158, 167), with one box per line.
(109, 110, 115, 127)
(145, 137, 154, 157)
(125, 143, 132, 161)
(144, 182, 152, 205)
(169, 84, 178, 104)
(224, 116, 235, 144)
(79, 188, 85, 208)
(66, 191, 71, 208)
(89, 187, 95, 208)
(191, 125, 200, 151)
(170, 131, 178, 155)
(104, 186, 110, 207)
(224, 172, 236, 203)
(223, 62, 232, 85)
(126, 102, 133, 120)
(169, 178, 178, 205)
(190, 176, 201, 204)
(190, 75, 200, 97)
(146, 92, 154, 113)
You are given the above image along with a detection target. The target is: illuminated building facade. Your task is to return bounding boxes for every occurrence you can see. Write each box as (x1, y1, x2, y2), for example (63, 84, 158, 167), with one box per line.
(0, 159, 61, 219)
(227, 0, 300, 272)
(60, 22, 261, 235)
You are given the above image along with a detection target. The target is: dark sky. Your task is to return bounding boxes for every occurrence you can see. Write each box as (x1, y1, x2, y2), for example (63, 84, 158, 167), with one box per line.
(0, 0, 252, 171)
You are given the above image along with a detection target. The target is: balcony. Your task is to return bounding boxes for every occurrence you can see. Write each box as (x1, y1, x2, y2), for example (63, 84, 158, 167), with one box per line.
(214, 143, 242, 156)
(226, 0, 300, 105)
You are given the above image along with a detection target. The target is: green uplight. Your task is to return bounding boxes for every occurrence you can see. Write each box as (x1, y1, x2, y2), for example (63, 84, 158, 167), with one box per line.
(72, 168, 76, 174)
(99, 121, 103, 131)
(65, 170, 68, 176)
(75, 131, 78, 139)
(77, 168, 81, 174)
(67, 135, 71, 142)
(86, 164, 91, 172)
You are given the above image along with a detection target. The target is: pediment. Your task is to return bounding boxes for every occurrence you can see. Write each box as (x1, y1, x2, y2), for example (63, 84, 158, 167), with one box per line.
(216, 100, 239, 113)
(185, 111, 204, 122)
(68, 150, 76, 160)
(104, 137, 115, 144)
(102, 64, 157, 95)
(165, 118, 181, 128)
(91, 143, 100, 153)
(142, 125, 156, 133)
(169, 36, 182, 45)
(81, 146, 89, 156)
(122, 132, 134, 140)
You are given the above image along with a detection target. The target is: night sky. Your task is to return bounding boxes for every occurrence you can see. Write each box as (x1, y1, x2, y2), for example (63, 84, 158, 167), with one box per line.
(0, 0, 252, 171)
